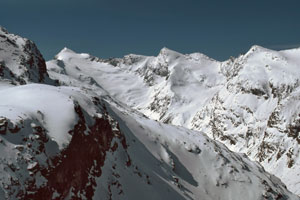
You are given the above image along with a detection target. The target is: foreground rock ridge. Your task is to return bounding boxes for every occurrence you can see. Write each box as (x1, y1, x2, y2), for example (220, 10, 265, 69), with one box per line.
(0, 27, 299, 199)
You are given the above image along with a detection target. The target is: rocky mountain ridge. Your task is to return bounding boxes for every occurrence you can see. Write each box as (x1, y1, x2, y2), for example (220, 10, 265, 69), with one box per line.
(0, 27, 54, 85)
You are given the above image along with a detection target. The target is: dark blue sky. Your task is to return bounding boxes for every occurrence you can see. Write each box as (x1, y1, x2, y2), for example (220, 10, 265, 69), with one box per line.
(1, 0, 300, 61)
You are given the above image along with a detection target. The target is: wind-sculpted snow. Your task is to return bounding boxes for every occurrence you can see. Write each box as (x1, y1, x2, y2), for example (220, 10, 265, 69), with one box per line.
(47, 44, 300, 196)
(0, 27, 299, 199)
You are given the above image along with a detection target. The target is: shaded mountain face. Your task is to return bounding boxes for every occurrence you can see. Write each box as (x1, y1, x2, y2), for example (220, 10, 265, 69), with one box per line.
(0, 27, 299, 200)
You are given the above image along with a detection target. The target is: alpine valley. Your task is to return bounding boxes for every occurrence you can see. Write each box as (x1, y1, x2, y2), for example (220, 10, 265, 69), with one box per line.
(0, 27, 299, 200)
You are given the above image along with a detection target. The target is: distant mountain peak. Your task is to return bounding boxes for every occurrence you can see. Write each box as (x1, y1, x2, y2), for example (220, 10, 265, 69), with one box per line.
(244, 45, 274, 56)
(55, 47, 76, 59)
(158, 47, 183, 59)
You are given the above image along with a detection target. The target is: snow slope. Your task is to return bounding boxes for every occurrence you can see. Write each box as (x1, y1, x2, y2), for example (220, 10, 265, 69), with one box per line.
(47, 45, 300, 195)
(101, 101, 299, 200)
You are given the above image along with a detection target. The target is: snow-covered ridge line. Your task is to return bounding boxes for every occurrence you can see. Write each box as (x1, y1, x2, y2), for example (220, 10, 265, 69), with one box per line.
(54, 43, 300, 65)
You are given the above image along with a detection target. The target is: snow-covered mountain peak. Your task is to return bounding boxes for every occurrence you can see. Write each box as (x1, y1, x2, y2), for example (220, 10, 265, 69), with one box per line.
(248, 44, 270, 52)
(158, 47, 183, 60)
(56, 47, 75, 56)
(187, 52, 217, 63)
(243, 45, 286, 63)
(55, 47, 91, 61)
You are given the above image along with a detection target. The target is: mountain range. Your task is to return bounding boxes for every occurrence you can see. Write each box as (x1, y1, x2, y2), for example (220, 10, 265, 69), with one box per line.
(0, 26, 299, 199)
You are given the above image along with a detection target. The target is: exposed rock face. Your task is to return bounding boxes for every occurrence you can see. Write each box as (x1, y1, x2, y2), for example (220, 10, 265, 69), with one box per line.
(0, 27, 54, 84)
(24, 106, 119, 199)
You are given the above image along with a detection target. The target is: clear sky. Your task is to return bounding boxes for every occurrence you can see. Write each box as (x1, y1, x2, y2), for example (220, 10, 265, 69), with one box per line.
(1, 0, 300, 61)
